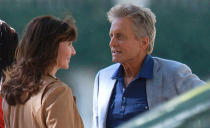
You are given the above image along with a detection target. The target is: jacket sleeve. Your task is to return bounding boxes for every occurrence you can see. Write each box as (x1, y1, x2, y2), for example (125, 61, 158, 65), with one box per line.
(173, 64, 206, 94)
(42, 84, 84, 128)
(92, 72, 100, 128)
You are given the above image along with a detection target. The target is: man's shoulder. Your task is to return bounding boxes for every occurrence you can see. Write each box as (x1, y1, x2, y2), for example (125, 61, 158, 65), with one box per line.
(153, 57, 190, 72)
(94, 63, 120, 83)
(99, 63, 120, 73)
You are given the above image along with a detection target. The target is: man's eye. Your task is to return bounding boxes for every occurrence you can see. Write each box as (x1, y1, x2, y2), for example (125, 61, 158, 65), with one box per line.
(117, 34, 122, 40)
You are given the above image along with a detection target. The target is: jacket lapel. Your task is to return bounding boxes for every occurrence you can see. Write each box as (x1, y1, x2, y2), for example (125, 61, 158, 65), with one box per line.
(146, 58, 163, 109)
(98, 78, 116, 127)
(98, 64, 119, 128)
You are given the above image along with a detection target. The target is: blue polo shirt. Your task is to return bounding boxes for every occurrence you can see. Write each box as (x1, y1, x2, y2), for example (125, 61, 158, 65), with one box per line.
(106, 55, 154, 128)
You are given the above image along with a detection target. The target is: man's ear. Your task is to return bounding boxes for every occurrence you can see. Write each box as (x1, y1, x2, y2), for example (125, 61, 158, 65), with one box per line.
(141, 36, 149, 50)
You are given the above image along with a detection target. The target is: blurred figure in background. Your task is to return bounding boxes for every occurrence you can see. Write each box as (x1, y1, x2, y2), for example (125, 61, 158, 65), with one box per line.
(93, 4, 205, 128)
(1, 16, 84, 128)
(0, 19, 18, 128)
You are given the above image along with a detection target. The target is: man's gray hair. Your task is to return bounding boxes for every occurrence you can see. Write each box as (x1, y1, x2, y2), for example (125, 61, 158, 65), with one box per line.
(107, 4, 156, 54)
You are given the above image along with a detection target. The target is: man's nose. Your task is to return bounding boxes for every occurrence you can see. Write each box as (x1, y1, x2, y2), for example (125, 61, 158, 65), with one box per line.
(109, 37, 117, 47)
(72, 46, 76, 55)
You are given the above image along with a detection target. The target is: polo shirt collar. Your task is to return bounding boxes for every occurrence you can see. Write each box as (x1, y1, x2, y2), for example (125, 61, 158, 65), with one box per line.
(112, 55, 154, 79)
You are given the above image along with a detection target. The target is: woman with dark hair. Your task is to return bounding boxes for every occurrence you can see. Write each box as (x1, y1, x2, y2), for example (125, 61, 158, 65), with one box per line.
(0, 19, 19, 128)
(1, 16, 84, 128)
(0, 20, 18, 80)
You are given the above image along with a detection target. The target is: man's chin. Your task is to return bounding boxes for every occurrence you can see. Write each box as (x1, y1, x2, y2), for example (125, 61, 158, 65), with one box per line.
(112, 58, 120, 63)
(62, 65, 69, 70)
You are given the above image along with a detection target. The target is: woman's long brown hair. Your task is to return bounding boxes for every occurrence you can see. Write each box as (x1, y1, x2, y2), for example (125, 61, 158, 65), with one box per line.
(1, 15, 77, 105)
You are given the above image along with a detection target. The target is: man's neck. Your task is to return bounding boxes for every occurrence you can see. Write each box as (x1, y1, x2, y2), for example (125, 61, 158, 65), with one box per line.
(122, 54, 147, 87)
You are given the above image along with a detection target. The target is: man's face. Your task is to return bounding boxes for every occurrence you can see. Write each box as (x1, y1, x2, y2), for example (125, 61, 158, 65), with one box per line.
(109, 17, 147, 64)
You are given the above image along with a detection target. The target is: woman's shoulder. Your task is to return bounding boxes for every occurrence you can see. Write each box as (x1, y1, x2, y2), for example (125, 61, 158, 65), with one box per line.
(42, 75, 71, 89)
(40, 76, 73, 104)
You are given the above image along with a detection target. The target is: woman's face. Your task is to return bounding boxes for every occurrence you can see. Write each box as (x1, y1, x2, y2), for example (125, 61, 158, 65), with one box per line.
(56, 41, 76, 69)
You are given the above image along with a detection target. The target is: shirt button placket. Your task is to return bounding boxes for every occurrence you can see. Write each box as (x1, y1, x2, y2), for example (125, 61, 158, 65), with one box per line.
(123, 96, 125, 101)
(120, 96, 126, 113)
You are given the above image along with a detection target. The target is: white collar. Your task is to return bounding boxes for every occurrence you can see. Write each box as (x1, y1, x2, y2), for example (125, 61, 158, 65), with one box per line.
(0, 19, 5, 25)
(0, 77, 2, 91)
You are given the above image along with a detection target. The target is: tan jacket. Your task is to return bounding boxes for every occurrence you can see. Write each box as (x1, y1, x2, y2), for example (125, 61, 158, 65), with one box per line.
(2, 76, 84, 128)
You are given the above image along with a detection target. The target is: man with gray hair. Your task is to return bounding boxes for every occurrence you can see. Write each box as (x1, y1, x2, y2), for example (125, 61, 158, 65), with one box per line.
(93, 4, 205, 128)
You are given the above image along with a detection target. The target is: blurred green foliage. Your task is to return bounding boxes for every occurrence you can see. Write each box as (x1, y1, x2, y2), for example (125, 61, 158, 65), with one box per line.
(0, 0, 209, 79)
(150, 0, 210, 79)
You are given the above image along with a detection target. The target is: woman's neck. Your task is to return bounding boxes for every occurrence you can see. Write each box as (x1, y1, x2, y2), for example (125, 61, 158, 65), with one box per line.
(48, 66, 58, 78)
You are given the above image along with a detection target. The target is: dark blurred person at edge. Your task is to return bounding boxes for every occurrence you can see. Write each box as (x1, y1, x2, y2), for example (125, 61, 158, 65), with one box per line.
(0, 19, 18, 128)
